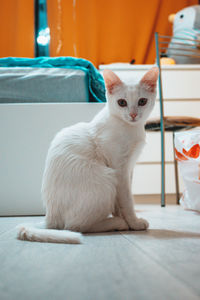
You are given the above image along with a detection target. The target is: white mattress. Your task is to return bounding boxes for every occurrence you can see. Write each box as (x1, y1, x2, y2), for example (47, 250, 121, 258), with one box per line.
(0, 67, 89, 103)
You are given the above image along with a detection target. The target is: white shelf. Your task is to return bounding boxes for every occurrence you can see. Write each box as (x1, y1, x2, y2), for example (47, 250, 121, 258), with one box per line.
(99, 63, 200, 71)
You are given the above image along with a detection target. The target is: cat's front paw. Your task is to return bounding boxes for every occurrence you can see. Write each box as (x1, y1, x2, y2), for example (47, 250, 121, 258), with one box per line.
(129, 218, 149, 231)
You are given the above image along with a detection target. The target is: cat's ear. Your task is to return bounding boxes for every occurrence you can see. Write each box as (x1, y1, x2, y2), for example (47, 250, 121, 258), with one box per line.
(103, 70, 123, 94)
(140, 67, 159, 92)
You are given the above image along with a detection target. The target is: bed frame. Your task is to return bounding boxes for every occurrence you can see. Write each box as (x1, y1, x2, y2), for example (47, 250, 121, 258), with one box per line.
(0, 103, 103, 215)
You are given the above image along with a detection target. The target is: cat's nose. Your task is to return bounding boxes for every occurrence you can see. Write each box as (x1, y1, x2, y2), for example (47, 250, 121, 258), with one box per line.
(129, 112, 137, 120)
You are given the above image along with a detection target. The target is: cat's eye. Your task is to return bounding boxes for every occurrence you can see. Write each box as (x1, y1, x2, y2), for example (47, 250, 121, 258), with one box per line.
(180, 14, 184, 18)
(117, 99, 127, 107)
(138, 98, 148, 106)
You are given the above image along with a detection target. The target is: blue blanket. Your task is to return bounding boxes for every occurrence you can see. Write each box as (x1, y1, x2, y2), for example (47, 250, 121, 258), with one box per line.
(0, 57, 106, 102)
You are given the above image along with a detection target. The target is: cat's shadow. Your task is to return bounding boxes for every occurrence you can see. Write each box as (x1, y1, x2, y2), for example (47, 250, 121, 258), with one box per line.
(84, 229, 200, 240)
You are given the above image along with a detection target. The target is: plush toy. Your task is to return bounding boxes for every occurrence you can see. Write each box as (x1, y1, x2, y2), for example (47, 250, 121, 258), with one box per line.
(166, 5, 200, 64)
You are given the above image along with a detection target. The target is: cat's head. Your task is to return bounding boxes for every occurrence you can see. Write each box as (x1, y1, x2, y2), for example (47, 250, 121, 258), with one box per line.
(103, 67, 159, 125)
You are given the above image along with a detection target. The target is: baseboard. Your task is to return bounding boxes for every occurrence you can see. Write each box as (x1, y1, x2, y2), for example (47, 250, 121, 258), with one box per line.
(134, 194, 181, 205)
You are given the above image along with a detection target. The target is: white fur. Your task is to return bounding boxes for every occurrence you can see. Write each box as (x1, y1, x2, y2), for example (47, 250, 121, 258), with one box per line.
(17, 224, 82, 244)
(17, 68, 158, 244)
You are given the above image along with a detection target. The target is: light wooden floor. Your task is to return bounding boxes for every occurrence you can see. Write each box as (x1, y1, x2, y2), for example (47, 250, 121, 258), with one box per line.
(0, 205, 200, 300)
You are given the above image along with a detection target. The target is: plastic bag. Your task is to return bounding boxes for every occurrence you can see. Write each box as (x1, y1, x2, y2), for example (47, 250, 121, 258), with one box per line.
(175, 130, 200, 211)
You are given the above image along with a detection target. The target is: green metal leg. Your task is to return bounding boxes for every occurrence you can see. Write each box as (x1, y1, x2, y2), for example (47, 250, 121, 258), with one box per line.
(160, 126, 166, 207)
(155, 32, 165, 207)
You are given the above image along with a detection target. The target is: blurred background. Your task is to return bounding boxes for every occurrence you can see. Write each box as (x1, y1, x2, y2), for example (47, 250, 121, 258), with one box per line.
(0, 0, 198, 67)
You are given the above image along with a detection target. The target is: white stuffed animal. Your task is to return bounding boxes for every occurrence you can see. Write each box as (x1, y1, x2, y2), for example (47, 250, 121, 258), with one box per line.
(167, 5, 200, 64)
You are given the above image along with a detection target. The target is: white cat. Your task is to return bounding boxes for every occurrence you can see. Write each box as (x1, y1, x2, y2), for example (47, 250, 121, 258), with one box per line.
(17, 67, 159, 244)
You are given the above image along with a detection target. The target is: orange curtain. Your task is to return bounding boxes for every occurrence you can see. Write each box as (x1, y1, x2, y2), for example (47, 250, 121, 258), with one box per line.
(0, 0, 198, 65)
(0, 0, 34, 58)
(48, 0, 198, 66)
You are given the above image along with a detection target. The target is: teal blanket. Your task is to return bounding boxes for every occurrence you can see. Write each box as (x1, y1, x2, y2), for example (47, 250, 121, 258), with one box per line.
(0, 57, 106, 102)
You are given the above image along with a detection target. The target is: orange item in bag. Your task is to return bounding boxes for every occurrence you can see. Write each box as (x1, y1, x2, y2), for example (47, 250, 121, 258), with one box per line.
(182, 144, 200, 159)
(175, 148, 188, 161)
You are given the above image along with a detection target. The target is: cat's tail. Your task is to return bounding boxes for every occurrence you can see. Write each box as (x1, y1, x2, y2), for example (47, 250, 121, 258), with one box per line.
(16, 222, 83, 244)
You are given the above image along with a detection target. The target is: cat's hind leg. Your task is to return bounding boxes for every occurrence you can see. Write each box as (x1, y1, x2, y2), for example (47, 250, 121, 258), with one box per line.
(83, 216, 129, 233)
(59, 158, 118, 232)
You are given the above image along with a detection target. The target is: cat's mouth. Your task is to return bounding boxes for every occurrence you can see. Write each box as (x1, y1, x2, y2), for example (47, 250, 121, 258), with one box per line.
(129, 117, 138, 123)
(125, 118, 138, 125)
